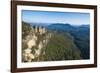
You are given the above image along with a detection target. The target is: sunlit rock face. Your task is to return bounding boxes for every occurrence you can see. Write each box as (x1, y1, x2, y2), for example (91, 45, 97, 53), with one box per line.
(23, 48, 35, 62)
(27, 39, 36, 49)
(22, 25, 52, 62)
(27, 35, 37, 49)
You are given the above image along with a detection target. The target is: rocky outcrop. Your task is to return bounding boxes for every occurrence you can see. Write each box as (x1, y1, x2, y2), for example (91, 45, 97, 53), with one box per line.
(22, 25, 52, 62)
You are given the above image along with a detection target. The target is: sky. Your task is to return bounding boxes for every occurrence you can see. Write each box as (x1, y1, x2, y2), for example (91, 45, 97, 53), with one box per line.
(22, 10, 90, 25)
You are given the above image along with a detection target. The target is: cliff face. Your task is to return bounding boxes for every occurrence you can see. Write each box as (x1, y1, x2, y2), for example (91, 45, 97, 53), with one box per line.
(22, 22, 52, 62)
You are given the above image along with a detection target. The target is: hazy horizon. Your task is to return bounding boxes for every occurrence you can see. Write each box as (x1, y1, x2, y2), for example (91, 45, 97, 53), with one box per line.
(22, 10, 90, 26)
